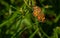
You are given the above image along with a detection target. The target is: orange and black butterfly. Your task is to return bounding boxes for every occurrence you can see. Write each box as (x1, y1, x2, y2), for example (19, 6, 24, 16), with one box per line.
(33, 6, 45, 22)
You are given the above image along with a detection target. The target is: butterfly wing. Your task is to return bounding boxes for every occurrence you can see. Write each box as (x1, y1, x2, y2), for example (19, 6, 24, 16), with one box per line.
(33, 6, 45, 22)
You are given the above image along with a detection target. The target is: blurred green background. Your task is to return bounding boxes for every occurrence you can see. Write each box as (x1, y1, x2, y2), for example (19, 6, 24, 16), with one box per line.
(0, 0, 60, 38)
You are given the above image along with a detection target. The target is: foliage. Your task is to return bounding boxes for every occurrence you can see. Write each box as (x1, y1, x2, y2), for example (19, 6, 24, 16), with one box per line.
(0, 0, 60, 38)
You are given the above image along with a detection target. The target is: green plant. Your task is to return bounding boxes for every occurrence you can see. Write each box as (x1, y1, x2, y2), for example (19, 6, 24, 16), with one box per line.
(0, 0, 60, 38)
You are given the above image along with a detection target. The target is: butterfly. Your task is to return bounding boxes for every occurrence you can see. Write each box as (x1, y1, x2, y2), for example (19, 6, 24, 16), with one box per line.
(33, 6, 45, 22)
